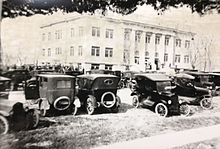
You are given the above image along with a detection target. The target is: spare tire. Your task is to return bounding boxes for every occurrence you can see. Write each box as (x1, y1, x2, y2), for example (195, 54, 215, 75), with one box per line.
(101, 92, 116, 108)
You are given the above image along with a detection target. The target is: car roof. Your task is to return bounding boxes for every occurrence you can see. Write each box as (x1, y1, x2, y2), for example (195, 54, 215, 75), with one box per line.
(209, 72, 220, 76)
(0, 76, 11, 81)
(37, 74, 75, 78)
(175, 73, 195, 80)
(77, 74, 118, 80)
(134, 73, 171, 81)
(184, 71, 209, 76)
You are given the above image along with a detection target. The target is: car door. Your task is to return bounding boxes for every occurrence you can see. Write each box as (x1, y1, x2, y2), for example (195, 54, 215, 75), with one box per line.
(25, 79, 39, 99)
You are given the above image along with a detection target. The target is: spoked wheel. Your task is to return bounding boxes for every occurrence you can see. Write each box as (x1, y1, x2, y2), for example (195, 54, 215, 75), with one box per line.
(0, 115, 9, 134)
(155, 103, 168, 117)
(26, 109, 40, 129)
(179, 103, 191, 116)
(200, 98, 213, 110)
(132, 95, 140, 108)
(86, 95, 96, 115)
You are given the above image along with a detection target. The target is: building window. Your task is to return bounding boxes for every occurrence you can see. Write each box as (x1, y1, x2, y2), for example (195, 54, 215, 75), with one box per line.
(92, 27, 100, 37)
(155, 36, 160, 45)
(175, 54, 181, 63)
(48, 32, 51, 41)
(134, 56, 139, 64)
(176, 39, 181, 47)
(185, 40, 190, 48)
(42, 49, 45, 56)
(155, 52, 159, 58)
(145, 35, 151, 44)
(70, 46, 74, 56)
(78, 46, 82, 56)
(55, 30, 62, 39)
(91, 64, 99, 70)
(135, 31, 141, 43)
(91, 46, 100, 56)
(79, 26, 83, 36)
(184, 55, 189, 63)
(71, 28, 74, 37)
(164, 53, 168, 62)
(124, 30, 130, 40)
(55, 47, 62, 55)
(105, 65, 112, 70)
(123, 50, 130, 63)
(105, 48, 113, 57)
(42, 33, 45, 41)
(165, 37, 169, 46)
(145, 51, 149, 57)
(48, 48, 51, 56)
(106, 29, 113, 39)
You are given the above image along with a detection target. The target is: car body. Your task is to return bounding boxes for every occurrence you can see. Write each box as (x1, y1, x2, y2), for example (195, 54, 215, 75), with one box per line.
(209, 73, 220, 96)
(131, 73, 188, 117)
(76, 74, 121, 114)
(1, 69, 31, 90)
(0, 76, 11, 99)
(173, 73, 213, 109)
(24, 74, 80, 116)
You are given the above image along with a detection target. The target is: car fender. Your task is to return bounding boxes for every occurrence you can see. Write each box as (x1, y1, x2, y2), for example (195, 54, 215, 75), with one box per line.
(0, 110, 10, 117)
(160, 100, 168, 105)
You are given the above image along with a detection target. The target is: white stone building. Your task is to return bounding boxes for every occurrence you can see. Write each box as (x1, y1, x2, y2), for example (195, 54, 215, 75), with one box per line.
(39, 14, 195, 72)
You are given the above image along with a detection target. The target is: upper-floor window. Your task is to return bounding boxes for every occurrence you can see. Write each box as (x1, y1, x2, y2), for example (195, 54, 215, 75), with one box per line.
(48, 48, 51, 56)
(135, 31, 141, 43)
(42, 33, 45, 41)
(124, 30, 130, 40)
(55, 30, 62, 39)
(55, 47, 62, 55)
(92, 27, 100, 37)
(185, 40, 190, 48)
(155, 52, 159, 58)
(106, 29, 113, 39)
(145, 51, 149, 57)
(79, 26, 83, 37)
(184, 55, 189, 63)
(164, 53, 168, 62)
(70, 46, 74, 56)
(175, 54, 181, 63)
(105, 48, 113, 57)
(176, 39, 181, 47)
(134, 56, 139, 64)
(155, 36, 160, 45)
(91, 46, 100, 56)
(71, 28, 74, 37)
(145, 35, 151, 44)
(78, 46, 83, 56)
(165, 37, 170, 46)
(48, 32, 51, 40)
(42, 49, 45, 56)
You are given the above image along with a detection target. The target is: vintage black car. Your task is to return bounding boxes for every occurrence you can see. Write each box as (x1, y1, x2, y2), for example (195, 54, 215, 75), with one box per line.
(131, 73, 190, 117)
(0, 76, 11, 99)
(173, 73, 213, 109)
(76, 74, 121, 115)
(184, 71, 216, 95)
(0, 100, 39, 134)
(209, 73, 220, 96)
(24, 74, 80, 116)
(1, 69, 31, 90)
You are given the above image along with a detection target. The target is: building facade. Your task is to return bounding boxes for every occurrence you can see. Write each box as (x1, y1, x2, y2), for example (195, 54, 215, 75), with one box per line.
(39, 15, 195, 72)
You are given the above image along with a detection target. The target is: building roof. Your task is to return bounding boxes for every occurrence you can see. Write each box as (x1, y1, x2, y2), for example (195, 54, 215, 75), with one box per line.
(135, 73, 171, 81)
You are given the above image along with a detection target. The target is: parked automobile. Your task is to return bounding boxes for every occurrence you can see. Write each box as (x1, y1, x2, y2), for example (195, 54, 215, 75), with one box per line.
(173, 73, 213, 109)
(184, 71, 216, 95)
(1, 69, 31, 90)
(0, 76, 11, 99)
(24, 74, 80, 116)
(131, 73, 190, 117)
(76, 74, 121, 115)
(0, 100, 39, 134)
(209, 73, 220, 96)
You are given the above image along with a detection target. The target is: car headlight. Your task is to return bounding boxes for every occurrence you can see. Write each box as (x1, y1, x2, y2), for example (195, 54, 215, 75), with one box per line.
(168, 100, 172, 104)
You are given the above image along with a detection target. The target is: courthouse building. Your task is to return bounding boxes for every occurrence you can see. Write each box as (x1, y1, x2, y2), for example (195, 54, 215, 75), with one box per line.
(39, 14, 195, 72)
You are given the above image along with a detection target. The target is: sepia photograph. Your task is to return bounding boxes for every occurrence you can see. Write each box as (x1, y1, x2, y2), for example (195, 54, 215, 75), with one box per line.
(0, 0, 220, 148)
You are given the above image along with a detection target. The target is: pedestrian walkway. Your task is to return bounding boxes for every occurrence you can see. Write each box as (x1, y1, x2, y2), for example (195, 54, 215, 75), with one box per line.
(94, 124, 220, 149)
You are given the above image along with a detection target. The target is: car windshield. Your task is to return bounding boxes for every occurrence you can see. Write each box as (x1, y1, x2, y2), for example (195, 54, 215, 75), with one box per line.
(156, 81, 171, 92)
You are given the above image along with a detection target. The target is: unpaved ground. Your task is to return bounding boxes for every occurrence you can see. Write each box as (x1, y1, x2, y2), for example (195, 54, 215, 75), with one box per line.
(1, 89, 220, 149)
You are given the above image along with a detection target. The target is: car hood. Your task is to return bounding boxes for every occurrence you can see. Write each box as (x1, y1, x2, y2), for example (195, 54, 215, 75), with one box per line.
(194, 86, 210, 95)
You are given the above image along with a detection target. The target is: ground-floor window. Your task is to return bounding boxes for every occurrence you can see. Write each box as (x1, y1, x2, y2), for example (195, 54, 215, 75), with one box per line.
(105, 65, 112, 70)
(91, 64, 99, 70)
(134, 56, 139, 64)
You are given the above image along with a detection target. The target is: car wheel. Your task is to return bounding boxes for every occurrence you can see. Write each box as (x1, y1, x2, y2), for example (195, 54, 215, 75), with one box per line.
(132, 95, 139, 108)
(155, 103, 168, 117)
(179, 103, 191, 116)
(26, 109, 40, 129)
(200, 98, 213, 110)
(0, 115, 9, 134)
(86, 95, 96, 115)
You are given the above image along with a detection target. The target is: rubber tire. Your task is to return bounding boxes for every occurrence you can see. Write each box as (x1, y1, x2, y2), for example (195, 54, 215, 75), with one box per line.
(86, 95, 96, 115)
(179, 103, 191, 116)
(26, 109, 40, 129)
(0, 115, 9, 134)
(132, 95, 140, 108)
(155, 103, 168, 117)
(200, 98, 213, 110)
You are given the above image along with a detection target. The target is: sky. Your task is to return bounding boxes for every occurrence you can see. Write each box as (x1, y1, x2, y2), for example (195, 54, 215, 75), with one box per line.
(1, 4, 220, 70)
